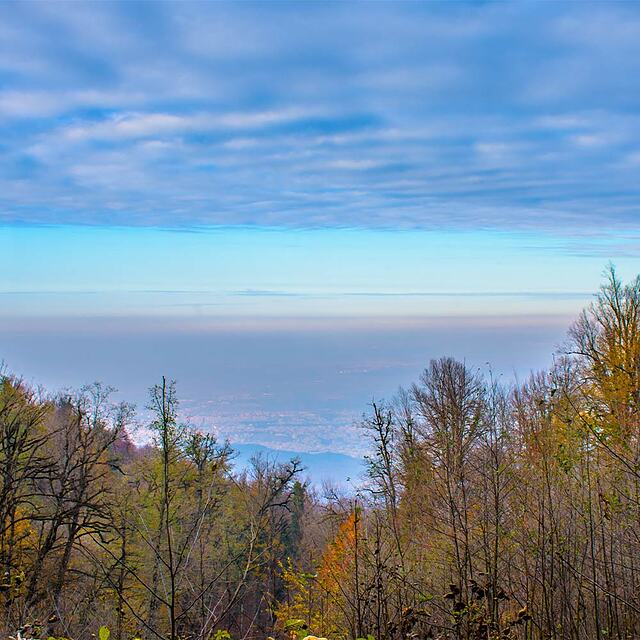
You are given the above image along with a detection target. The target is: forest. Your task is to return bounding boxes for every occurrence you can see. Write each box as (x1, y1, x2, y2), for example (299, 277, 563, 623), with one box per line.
(1, 266, 639, 640)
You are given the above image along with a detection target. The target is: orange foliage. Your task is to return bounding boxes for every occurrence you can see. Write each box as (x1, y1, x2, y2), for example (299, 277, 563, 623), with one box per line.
(317, 512, 358, 598)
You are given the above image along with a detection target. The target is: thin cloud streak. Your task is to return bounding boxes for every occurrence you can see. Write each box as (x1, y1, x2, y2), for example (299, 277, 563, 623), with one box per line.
(0, 313, 577, 336)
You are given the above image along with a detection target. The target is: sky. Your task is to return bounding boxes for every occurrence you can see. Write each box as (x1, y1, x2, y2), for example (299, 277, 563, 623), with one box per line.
(1, 1, 640, 458)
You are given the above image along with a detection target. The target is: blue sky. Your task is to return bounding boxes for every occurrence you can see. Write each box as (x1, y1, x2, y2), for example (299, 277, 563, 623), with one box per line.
(0, 1, 639, 236)
(1, 224, 639, 320)
(1, 2, 639, 455)
(1, 0, 639, 317)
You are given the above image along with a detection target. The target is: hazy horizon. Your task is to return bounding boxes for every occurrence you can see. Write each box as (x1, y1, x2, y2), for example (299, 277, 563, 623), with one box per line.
(2, 309, 583, 456)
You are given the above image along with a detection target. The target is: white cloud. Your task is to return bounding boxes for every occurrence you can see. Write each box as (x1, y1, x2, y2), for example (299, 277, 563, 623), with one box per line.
(55, 107, 326, 144)
(328, 159, 383, 170)
(0, 91, 68, 118)
(64, 113, 191, 141)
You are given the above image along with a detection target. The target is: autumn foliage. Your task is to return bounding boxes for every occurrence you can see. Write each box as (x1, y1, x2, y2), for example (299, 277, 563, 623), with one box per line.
(2, 267, 640, 639)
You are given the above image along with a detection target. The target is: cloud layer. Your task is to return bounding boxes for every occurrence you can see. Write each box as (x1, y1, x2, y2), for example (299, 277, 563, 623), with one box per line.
(1, 1, 640, 232)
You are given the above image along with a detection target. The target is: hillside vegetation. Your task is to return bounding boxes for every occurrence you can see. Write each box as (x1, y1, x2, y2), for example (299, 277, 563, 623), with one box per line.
(1, 267, 640, 640)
